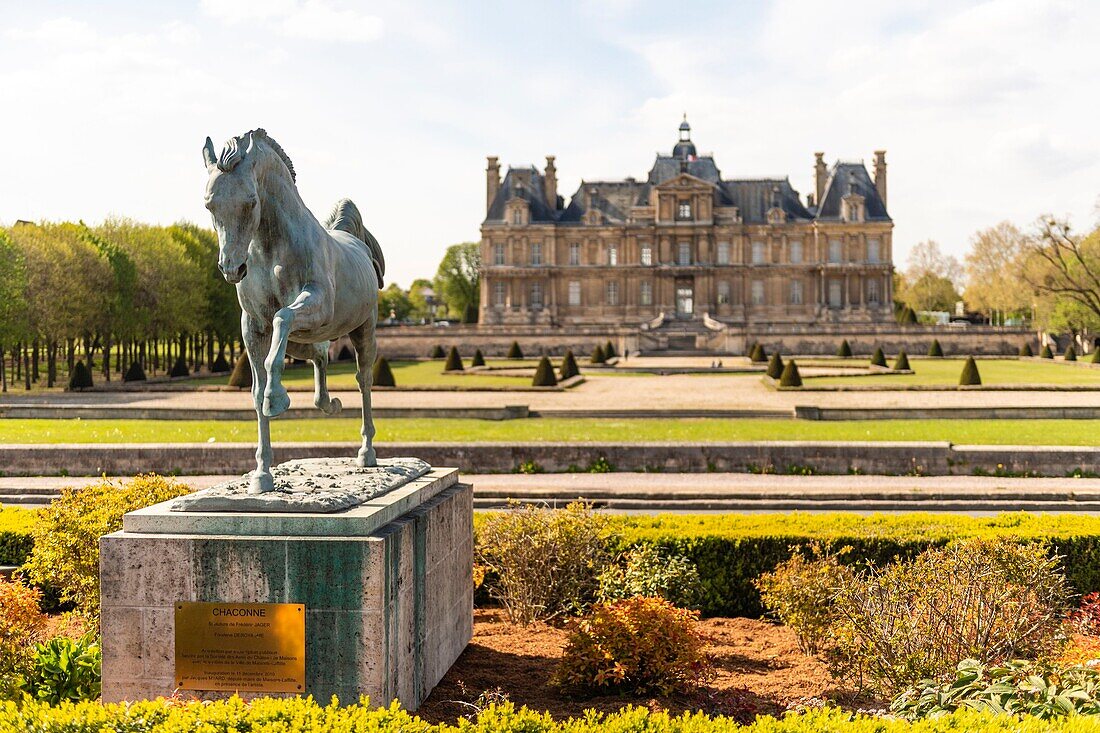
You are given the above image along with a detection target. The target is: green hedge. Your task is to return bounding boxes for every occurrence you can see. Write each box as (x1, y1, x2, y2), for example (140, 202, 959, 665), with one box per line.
(0, 506, 35, 566)
(477, 512, 1100, 618)
(4, 698, 1100, 731)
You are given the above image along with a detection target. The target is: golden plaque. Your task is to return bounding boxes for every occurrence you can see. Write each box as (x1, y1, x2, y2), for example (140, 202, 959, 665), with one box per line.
(175, 602, 305, 692)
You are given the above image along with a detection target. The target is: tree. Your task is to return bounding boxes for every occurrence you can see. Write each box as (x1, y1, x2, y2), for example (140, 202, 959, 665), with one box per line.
(1022, 218, 1100, 333)
(897, 240, 962, 313)
(963, 221, 1029, 321)
(407, 278, 435, 321)
(433, 242, 480, 320)
(378, 283, 412, 322)
(0, 229, 28, 392)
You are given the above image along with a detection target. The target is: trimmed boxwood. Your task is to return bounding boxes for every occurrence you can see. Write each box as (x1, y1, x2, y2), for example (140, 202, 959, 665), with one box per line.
(122, 360, 147, 382)
(591, 344, 606, 364)
(211, 353, 232, 373)
(336, 344, 354, 362)
(928, 339, 944, 357)
(169, 356, 190, 378)
(604, 340, 616, 359)
(560, 349, 580, 380)
(1041, 343, 1054, 359)
(1065, 345, 1078, 362)
(836, 339, 853, 357)
(959, 355, 982, 386)
(507, 341, 524, 359)
(431, 344, 446, 359)
(471, 349, 486, 368)
(532, 356, 558, 387)
(749, 343, 767, 363)
(765, 352, 784, 379)
(870, 347, 887, 368)
(443, 346, 464, 372)
(372, 356, 396, 387)
(893, 349, 910, 371)
(67, 360, 93, 390)
(1019, 342, 1033, 357)
(778, 360, 802, 387)
(228, 353, 252, 388)
(1092, 349, 1100, 364)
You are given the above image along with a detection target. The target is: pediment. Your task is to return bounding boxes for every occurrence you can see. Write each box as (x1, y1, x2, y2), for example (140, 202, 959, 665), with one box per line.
(654, 172, 715, 191)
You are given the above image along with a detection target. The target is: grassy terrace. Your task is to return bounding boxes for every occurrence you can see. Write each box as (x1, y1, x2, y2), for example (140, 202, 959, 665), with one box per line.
(189, 359, 533, 389)
(4, 417, 1100, 445)
(802, 357, 1100, 386)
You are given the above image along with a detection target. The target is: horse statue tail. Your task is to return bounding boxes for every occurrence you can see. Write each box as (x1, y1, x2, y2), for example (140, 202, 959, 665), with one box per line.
(325, 198, 385, 288)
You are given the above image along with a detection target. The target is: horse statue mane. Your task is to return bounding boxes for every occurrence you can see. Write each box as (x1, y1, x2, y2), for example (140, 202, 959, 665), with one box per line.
(216, 128, 296, 182)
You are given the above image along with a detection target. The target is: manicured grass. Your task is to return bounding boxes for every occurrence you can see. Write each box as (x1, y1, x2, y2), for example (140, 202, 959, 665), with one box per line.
(804, 357, 1100, 386)
(4, 417, 1100, 445)
(189, 359, 531, 389)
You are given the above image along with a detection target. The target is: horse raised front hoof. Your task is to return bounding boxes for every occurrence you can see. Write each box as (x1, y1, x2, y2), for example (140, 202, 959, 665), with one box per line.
(318, 396, 342, 415)
(263, 385, 291, 417)
(249, 471, 275, 494)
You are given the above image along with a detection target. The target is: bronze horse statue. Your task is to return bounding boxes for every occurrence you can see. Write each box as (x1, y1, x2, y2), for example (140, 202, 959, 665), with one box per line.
(202, 129, 384, 493)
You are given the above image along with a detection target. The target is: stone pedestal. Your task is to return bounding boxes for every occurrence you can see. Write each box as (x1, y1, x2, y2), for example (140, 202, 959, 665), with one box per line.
(100, 466, 472, 709)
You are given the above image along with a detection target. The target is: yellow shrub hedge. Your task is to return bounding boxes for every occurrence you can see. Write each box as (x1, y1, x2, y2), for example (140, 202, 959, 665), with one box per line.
(7, 698, 1100, 731)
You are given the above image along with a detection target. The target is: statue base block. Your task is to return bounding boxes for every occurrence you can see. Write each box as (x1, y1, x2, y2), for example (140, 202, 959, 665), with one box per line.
(100, 465, 472, 710)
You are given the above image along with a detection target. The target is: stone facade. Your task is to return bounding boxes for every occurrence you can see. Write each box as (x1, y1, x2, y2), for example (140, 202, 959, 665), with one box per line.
(480, 119, 894, 327)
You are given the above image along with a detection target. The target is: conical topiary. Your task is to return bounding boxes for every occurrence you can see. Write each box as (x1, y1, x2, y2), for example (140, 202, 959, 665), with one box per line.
(750, 343, 767, 363)
(471, 349, 485, 367)
(1065, 345, 1077, 362)
(903, 306, 918, 324)
(228, 352, 253, 388)
(444, 346, 464, 372)
(1019, 343, 1033, 357)
(959, 356, 982, 386)
(591, 344, 606, 364)
(560, 349, 580, 380)
(746, 341, 757, 357)
(336, 344, 354, 362)
(605, 341, 616, 359)
(1040, 343, 1054, 359)
(211, 353, 231, 373)
(870, 347, 887, 368)
(1092, 349, 1100, 365)
(893, 349, 910, 371)
(532, 356, 558, 387)
(928, 339, 944, 357)
(170, 356, 190, 378)
(837, 339, 853, 358)
(68, 360, 93, 390)
(372, 356, 396, 387)
(431, 344, 446, 359)
(779, 360, 803, 387)
(123, 360, 147, 382)
(507, 341, 523, 359)
(766, 352, 785, 379)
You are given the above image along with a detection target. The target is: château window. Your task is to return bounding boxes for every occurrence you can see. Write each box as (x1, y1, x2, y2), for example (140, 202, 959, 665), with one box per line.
(530, 242, 541, 266)
(640, 281, 653, 306)
(677, 242, 691, 265)
(641, 244, 653, 266)
(789, 240, 802, 264)
(868, 279, 880, 304)
(751, 241, 765, 264)
(511, 208, 522, 225)
(828, 239, 843, 263)
(867, 239, 881, 263)
(751, 280, 765, 305)
(717, 242, 730, 265)
(493, 243, 505, 266)
(677, 200, 692, 220)
(790, 279, 803, 305)
(608, 246, 618, 266)
(568, 280, 581, 306)
(717, 281, 730, 304)
(569, 242, 580, 266)
(530, 281, 542, 309)
(607, 281, 619, 306)
(493, 282, 506, 307)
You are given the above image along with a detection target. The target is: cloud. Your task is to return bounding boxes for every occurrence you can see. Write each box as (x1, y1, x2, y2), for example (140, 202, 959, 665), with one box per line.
(200, 0, 383, 43)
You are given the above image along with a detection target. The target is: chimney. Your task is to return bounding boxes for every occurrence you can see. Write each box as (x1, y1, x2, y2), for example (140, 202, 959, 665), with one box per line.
(873, 150, 887, 207)
(544, 155, 557, 209)
(806, 193, 815, 208)
(814, 152, 827, 205)
(486, 156, 500, 213)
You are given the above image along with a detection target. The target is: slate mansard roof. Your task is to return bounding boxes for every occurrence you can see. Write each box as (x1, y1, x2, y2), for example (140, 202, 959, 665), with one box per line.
(484, 130, 890, 226)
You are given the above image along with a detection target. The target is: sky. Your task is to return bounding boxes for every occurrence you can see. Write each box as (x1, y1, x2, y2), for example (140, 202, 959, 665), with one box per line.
(1, 0, 1098, 288)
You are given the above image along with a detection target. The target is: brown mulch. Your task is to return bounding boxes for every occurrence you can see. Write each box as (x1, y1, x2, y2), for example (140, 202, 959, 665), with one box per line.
(417, 610, 869, 725)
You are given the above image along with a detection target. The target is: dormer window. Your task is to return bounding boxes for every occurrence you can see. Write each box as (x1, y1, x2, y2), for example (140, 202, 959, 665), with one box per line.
(677, 200, 692, 220)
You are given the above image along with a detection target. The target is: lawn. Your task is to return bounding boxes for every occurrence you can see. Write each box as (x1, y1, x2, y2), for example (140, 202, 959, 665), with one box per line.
(189, 359, 532, 389)
(803, 358, 1100, 386)
(4, 417, 1100, 445)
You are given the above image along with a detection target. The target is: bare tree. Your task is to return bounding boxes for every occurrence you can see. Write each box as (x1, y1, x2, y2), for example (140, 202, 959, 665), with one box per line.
(1022, 218, 1100, 324)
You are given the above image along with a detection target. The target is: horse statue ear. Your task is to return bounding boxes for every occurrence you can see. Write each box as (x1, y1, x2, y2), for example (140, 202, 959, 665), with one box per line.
(245, 131, 256, 156)
(203, 137, 217, 170)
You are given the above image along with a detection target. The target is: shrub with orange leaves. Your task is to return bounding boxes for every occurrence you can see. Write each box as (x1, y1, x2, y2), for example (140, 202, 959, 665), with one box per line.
(0, 577, 48, 693)
(553, 596, 712, 696)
